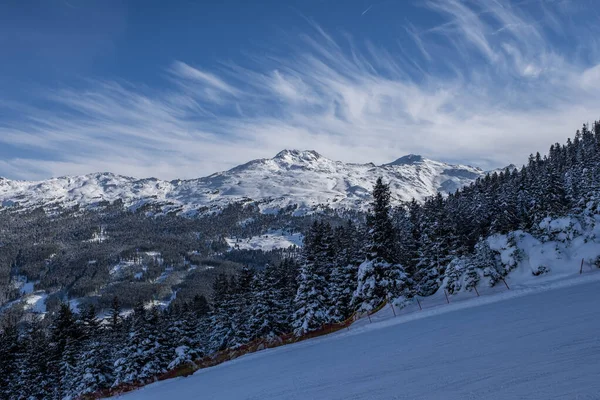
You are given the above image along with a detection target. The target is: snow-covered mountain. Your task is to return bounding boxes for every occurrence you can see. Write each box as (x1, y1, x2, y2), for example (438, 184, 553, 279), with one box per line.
(0, 150, 492, 214)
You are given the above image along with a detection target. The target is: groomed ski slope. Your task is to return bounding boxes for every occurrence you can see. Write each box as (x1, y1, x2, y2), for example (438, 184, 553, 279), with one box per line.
(116, 274, 600, 400)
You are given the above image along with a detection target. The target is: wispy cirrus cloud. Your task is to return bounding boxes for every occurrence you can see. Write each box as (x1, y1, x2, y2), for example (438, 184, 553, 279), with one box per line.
(1, 0, 599, 180)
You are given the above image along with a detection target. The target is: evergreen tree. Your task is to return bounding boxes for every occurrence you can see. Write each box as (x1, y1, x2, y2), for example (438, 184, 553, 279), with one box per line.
(368, 178, 399, 263)
(473, 240, 503, 286)
(328, 221, 361, 321)
(108, 296, 123, 330)
(113, 303, 168, 386)
(190, 294, 210, 316)
(208, 274, 235, 351)
(292, 260, 330, 336)
(164, 294, 210, 370)
(48, 302, 82, 399)
(73, 305, 113, 395)
(248, 265, 287, 340)
(0, 320, 21, 399)
(227, 266, 255, 347)
(292, 222, 335, 335)
(17, 318, 50, 399)
(354, 178, 410, 311)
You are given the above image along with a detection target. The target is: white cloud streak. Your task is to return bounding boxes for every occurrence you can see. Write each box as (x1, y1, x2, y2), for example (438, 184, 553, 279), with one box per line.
(0, 0, 599, 180)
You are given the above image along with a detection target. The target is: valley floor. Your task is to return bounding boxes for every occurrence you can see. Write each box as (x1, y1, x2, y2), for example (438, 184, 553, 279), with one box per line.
(116, 274, 600, 400)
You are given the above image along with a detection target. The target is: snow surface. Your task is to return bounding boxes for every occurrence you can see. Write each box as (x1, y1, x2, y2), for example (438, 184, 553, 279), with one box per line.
(115, 273, 600, 400)
(144, 290, 178, 310)
(0, 150, 488, 214)
(225, 231, 303, 251)
(68, 298, 81, 313)
(13, 275, 36, 295)
(23, 292, 47, 313)
(486, 216, 600, 286)
(20, 281, 35, 294)
(109, 260, 138, 278)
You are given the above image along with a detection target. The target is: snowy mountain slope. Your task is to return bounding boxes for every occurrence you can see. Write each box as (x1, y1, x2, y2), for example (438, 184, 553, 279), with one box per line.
(225, 230, 304, 251)
(115, 275, 600, 400)
(0, 150, 490, 214)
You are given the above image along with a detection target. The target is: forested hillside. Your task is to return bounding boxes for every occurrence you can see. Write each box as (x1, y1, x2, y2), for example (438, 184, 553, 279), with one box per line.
(0, 203, 363, 317)
(1, 121, 600, 399)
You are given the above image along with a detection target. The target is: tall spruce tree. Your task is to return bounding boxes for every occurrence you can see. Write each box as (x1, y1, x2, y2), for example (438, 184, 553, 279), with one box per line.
(73, 305, 113, 396)
(47, 302, 82, 399)
(292, 221, 334, 335)
(208, 273, 235, 351)
(17, 317, 50, 399)
(354, 178, 410, 311)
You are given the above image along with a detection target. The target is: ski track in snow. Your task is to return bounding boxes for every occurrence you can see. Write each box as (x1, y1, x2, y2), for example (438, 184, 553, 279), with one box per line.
(115, 272, 600, 400)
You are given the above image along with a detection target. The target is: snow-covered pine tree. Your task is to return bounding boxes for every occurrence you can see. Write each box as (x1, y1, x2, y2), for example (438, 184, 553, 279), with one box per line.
(230, 266, 255, 347)
(73, 304, 113, 396)
(208, 273, 235, 352)
(47, 302, 82, 399)
(165, 296, 210, 370)
(108, 296, 123, 330)
(16, 317, 50, 399)
(463, 259, 481, 291)
(492, 170, 520, 234)
(147, 306, 172, 375)
(113, 303, 145, 387)
(190, 294, 210, 316)
(292, 261, 330, 336)
(354, 178, 410, 311)
(280, 258, 300, 322)
(444, 257, 480, 294)
(394, 207, 418, 279)
(414, 192, 457, 296)
(292, 221, 334, 336)
(113, 303, 168, 386)
(163, 306, 191, 370)
(328, 266, 348, 322)
(328, 222, 361, 321)
(248, 265, 288, 340)
(474, 239, 503, 286)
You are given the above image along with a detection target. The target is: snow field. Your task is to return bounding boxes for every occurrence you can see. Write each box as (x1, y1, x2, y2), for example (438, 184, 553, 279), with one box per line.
(225, 231, 303, 251)
(115, 271, 600, 400)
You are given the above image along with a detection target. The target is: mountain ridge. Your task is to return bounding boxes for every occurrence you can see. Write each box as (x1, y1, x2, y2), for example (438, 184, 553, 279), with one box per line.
(0, 150, 503, 214)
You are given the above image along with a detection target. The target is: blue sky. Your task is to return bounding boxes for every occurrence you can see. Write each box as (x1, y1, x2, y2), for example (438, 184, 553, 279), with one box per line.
(1, 0, 599, 180)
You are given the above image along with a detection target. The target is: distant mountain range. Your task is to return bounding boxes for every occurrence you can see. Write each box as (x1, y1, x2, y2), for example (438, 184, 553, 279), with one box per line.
(0, 150, 510, 214)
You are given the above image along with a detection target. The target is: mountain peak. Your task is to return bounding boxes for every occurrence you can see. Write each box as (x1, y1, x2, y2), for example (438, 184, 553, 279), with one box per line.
(0, 149, 491, 215)
(387, 154, 425, 166)
(273, 150, 323, 162)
